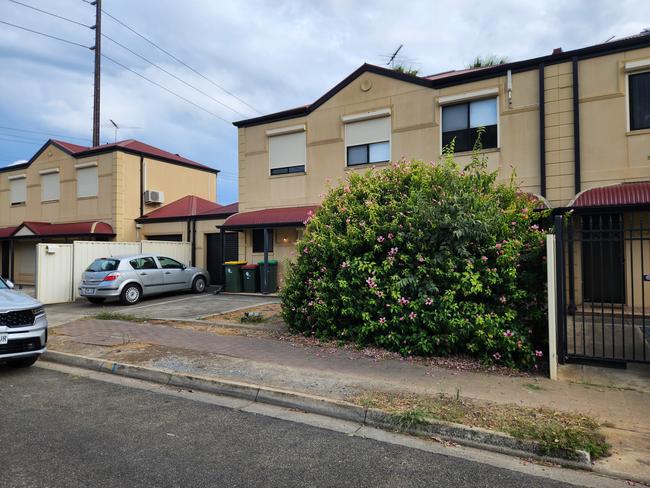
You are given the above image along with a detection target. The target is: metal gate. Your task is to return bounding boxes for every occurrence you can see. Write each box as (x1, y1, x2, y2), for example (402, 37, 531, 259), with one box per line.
(555, 213, 650, 365)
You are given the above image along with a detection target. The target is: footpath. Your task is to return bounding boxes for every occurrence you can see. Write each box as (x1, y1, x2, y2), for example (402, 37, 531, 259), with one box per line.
(48, 317, 650, 484)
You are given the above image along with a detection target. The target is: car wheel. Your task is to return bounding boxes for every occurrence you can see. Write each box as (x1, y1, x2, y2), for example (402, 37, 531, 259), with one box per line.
(87, 297, 106, 304)
(120, 284, 142, 305)
(8, 355, 39, 368)
(192, 276, 206, 294)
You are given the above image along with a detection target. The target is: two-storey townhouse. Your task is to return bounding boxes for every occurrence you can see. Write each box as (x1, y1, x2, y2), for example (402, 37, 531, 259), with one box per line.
(226, 31, 650, 312)
(0, 138, 236, 285)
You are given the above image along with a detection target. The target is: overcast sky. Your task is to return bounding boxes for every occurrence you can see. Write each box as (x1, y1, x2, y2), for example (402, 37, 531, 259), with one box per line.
(1, 0, 649, 204)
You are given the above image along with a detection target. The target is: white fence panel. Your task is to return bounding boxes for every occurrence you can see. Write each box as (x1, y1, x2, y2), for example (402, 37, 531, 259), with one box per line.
(36, 243, 73, 304)
(72, 241, 141, 299)
(141, 240, 191, 266)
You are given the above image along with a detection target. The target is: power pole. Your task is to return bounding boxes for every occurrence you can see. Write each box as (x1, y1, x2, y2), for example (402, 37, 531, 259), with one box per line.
(91, 0, 102, 146)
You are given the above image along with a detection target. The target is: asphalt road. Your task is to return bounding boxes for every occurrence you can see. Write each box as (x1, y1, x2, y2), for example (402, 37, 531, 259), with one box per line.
(0, 366, 581, 488)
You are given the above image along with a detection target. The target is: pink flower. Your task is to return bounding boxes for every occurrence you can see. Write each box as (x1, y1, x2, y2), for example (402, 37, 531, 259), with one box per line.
(320, 266, 327, 273)
(341, 261, 349, 268)
(481, 255, 488, 262)
(511, 221, 517, 226)
(503, 330, 513, 337)
(303, 248, 309, 254)
(409, 312, 417, 320)
(517, 340, 522, 349)
(388, 247, 399, 257)
(377, 236, 385, 243)
(378, 317, 386, 324)
(530, 224, 539, 231)
(495, 243, 502, 250)
(417, 255, 425, 263)
(535, 350, 543, 358)
(499, 295, 506, 304)
(425, 297, 433, 306)
(398, 296, 410, 305)
(376, 290, 384, 298)
(366, 277, 377, 289)
(346, 217, 351, 224)
(493, 352, 501, 361)
(343, 185, 351, 193)
(340, 207, 347, 213)
(387, 233, 394, 240)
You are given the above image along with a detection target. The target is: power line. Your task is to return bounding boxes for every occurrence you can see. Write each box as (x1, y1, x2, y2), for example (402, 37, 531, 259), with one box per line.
(0, 125, 91, 142)
(102, 54, 232, 124)
(0, 20, 233, 124)
(99, 7, 262, 115)
(0, 136, 42, 146)
(7, 0, 91, 28)
(0, 20, 91, 48)
(102, 33, 247, 118)
(0, 132, 44, 143)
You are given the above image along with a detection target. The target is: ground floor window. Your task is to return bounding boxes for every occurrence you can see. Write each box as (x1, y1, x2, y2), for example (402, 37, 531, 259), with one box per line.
(145, 234, 183, 242)
(252, 229, 273, 253)
(581, 214, 624, 304)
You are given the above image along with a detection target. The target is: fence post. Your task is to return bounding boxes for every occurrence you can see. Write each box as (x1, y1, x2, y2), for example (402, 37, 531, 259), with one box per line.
(546, 233, 558, 380)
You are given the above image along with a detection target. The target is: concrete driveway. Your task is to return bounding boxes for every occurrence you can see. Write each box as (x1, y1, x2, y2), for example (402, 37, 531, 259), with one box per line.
(45, 292, 279, 327)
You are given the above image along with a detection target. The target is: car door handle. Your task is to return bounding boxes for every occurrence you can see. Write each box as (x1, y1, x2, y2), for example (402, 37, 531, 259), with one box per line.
(140, 272, 147, 276)
(165, 271, 172, 274)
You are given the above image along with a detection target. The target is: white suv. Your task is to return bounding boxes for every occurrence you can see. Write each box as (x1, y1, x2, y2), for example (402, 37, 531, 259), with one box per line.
(0, 277, 48, 367)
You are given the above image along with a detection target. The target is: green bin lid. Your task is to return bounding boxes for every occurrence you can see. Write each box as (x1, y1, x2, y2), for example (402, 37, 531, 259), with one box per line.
(257, 260, 278, 265)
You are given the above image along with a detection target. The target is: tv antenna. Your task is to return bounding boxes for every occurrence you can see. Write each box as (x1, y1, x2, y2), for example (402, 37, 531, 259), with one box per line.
(386, 44, 403, 68)
(106, 119, 142, 142)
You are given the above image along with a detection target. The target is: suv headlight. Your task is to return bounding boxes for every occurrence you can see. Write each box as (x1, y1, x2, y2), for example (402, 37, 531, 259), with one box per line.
(32, 306, 45, 317)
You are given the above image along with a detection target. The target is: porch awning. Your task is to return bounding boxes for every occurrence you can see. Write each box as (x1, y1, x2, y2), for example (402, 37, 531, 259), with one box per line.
(570, 182, 650, 208)
(221, 205, 319, 229)
(1, 221, 115, 239)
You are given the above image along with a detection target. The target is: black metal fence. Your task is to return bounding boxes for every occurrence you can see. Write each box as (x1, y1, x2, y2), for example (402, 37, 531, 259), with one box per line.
(556, 212, 650, 365)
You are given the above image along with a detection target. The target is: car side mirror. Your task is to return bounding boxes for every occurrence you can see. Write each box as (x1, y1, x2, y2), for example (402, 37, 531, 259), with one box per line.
(5, 279, 14, 289)
(181, 264, 187, 270)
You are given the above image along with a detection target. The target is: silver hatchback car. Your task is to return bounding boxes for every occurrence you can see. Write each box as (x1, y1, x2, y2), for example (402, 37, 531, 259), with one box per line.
(79, 254, 209, 305)
(0, 276, 48, 367)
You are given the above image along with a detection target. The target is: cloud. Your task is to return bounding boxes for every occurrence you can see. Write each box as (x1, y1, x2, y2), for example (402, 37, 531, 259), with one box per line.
(8, 159, 28, 166)
(1, 0, 650, 204)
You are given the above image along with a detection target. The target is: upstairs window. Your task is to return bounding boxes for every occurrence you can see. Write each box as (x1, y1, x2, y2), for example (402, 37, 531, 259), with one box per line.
(9, 175, 26, 205)
(345, 115, 391, 166)
(442, 98, 498, 152)
(76, 164, 98, 198)
(268, 129, 306, 176)
(629, 71, 650, 131)
(41, 170, 60, 202)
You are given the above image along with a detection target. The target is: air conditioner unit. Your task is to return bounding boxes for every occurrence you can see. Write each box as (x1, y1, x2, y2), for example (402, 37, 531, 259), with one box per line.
(144, 190, 164, 204)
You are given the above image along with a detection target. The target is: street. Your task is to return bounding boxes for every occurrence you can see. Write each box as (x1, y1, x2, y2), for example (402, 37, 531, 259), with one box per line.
(0, 365, 619, 488)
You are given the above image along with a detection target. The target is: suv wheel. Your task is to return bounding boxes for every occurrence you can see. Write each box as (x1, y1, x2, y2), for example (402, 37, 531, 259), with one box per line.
(192, 276, 206, 293)
(8, 355, 38, 368)
(120, 284, 142, 305)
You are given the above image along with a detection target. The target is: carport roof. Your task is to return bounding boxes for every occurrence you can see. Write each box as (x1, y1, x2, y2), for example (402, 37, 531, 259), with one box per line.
(570, 181, 650, 208)
(137, 195, 239, 222)
(222, 205, 319, 229)
(0, 221, 114, 238)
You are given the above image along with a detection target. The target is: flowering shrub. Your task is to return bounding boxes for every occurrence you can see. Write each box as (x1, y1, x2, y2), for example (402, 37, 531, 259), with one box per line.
(281, 151, 548, 369)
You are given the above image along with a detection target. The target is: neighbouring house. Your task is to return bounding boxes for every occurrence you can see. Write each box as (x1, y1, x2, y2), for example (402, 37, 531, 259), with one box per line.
(228, 32, 650, 364)
(0, 138, 235, 285)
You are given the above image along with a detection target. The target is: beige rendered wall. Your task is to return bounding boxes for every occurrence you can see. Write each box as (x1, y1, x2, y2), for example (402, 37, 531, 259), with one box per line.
(238, 227, 300, 288)
(0, 145, 115, 228)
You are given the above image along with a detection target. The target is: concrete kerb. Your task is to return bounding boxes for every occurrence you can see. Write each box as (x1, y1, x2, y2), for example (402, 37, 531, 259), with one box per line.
(42, 350, 592, 469)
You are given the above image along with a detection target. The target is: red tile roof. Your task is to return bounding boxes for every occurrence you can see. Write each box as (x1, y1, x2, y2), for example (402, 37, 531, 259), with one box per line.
(12, 221, 114, 237)
(47, 139, 216, 173)
(138, 195, 238, 221)
(571, 182, 650, 207)
(222, 205, 319, 229)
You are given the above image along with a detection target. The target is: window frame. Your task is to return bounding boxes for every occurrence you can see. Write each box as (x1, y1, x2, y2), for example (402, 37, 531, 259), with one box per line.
(440, 96, 499, 153)
(156, 256, 184, 269)
(345, 141, 391, 167)
(129, 257, 159, 270)
(267, 125, 307, 177)
(75, 163, 98, 199)
(252, 229, 274, 253)
(8, 175, 27, 206)
(627, 69, 650, 132)
(343, 110, 392, 168)
(40, 169, 60, 202)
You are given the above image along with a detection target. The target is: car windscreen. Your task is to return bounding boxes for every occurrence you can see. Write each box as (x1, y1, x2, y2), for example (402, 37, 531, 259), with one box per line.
(86, 258, 120, 272)
(0, 278, 8, 289)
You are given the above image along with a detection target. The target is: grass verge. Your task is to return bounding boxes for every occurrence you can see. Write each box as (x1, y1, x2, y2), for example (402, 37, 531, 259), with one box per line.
(93, 311, 148, 323)
(352, 391, 610, 459)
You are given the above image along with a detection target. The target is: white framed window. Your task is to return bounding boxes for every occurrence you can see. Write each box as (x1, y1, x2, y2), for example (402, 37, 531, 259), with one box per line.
(76, 163, 98, 198)
(8, 174, 26, 205)
(267, 125, 306, 176)
(441, 97, 498, 153)
(40, 169, 60, 202)
(343, 110, 391, 167)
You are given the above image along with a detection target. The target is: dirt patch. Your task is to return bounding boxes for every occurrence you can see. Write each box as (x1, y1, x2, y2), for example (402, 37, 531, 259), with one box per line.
(202, 303, 285, 326)
(351, 391, 611, 460)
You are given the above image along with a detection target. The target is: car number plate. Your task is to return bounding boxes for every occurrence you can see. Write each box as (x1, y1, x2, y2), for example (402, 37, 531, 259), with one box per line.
(84, 288, 96, 295)
(0, 334, 7, 345)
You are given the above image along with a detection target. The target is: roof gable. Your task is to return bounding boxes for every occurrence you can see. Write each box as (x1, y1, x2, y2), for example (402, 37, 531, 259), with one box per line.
(138, 195, 239, 221)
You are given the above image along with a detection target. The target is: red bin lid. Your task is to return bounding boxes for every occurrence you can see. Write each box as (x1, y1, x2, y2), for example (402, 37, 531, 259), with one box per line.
(241, 264, 258, 269)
